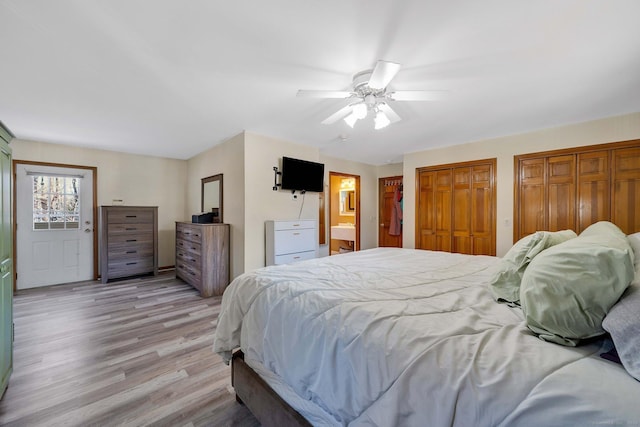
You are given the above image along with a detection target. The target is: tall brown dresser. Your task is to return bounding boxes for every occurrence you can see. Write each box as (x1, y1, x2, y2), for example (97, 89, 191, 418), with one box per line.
(175, 222, 230, 297)
(100, 206, 158, 283)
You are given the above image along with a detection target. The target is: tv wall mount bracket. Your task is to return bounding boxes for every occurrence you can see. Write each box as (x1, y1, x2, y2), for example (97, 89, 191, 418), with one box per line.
(272, 166, 304, 194)
(273, 166, 281, 191)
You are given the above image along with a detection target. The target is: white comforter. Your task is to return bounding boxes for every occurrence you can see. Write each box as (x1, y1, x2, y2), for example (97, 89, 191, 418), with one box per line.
(214, 248, 640, 426)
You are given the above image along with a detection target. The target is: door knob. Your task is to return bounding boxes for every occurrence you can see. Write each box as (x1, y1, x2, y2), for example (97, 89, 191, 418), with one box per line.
(84, 228, 92, 233)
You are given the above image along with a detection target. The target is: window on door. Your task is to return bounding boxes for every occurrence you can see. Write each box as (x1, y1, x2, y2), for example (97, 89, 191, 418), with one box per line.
(32, 175, 80, 230)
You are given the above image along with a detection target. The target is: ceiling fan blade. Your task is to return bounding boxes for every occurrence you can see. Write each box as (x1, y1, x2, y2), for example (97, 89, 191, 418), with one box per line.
(377, 103, 401, 123)
(388, 90, 449, 101)
(297, 90, 353, 99)
(368, 60, 401, 90)
(321, 104, 354, 124)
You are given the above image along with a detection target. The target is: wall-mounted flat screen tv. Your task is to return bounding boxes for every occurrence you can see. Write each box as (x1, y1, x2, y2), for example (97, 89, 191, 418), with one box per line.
(281, 156, 324, 193)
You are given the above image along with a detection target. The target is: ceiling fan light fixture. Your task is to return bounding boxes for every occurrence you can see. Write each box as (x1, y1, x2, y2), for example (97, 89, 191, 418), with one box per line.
(344, 113, 358, 128)
(352, 103, 367, 120)
(374, 111, 390, 130)
(302, 60, 445, 129)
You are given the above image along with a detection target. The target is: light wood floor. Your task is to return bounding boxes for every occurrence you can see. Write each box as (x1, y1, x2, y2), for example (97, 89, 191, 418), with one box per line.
(0, 272, 260, 427)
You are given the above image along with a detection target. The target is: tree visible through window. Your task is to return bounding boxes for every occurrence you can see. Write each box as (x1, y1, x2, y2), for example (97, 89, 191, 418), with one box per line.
(32, 175, 80, 230)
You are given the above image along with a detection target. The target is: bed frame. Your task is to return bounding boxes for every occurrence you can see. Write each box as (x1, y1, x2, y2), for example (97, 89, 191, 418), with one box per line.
(232, 350, 312, 427)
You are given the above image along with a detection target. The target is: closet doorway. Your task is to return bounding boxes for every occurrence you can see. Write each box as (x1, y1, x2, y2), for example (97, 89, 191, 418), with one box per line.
(328, 172, 360, 255)
(378, 176, 403, 248)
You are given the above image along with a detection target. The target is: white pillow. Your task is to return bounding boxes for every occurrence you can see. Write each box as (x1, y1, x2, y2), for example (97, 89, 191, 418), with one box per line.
(488, 230, 577, 303)
(521, 222, 634, 346)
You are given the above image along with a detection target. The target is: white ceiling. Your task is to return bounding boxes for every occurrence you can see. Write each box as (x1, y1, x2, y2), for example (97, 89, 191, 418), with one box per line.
(1, 1, 639, 165)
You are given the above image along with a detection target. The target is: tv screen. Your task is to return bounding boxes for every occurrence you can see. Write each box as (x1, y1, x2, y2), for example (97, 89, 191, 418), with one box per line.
(281, 157, 324, 193)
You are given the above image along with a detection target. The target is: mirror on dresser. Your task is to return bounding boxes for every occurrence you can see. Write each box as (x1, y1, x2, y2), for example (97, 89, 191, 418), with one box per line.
(201, 174, 223, 223)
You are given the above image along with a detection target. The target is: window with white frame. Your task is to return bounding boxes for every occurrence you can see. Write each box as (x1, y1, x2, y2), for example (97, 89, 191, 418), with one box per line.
(32, 175, 80, 230)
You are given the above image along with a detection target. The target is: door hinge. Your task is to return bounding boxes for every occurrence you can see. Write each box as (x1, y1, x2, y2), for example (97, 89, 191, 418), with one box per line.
(12, 322, 15, 342)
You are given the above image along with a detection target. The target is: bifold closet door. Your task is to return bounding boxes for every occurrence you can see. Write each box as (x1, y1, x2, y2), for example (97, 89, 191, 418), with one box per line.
(416, 159, 495, 256)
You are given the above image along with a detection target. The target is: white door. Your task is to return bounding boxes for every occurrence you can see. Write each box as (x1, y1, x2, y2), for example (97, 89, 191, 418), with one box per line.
(16, 164, 94, 289)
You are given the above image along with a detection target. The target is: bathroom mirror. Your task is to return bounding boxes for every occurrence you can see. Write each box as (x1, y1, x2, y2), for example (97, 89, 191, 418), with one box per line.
(201, 174, 223, 223)
(339, 190, 355, 216)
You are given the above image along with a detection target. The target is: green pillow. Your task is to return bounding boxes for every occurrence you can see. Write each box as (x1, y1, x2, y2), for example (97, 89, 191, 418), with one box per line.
(489, 230, 577, 303)
(520, 221, 635, 346)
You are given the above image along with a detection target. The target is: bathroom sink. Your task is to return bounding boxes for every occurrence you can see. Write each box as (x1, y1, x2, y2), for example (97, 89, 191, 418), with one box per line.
(331, 225, 355, 241)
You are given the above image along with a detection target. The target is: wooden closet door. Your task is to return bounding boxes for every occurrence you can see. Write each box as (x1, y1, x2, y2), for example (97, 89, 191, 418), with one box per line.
(471, 164, 494, 255)
(515, 140, 640, 242)
(416, 171, 436, 250)
(435, 169, 452, 252)
(577, 151, 609, 234)
(417, 159, 495, 255)
(518, 158, 546, 238)
(612, 147, 640, 234)
(452, 167, 471, 254)
(547, 155, 575, 232)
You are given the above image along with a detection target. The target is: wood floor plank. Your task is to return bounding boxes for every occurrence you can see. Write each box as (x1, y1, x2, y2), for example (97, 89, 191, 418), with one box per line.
(0, 272, 260, 426)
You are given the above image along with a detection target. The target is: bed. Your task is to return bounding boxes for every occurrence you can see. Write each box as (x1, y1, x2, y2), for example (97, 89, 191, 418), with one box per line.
(214, 225, 640, 426)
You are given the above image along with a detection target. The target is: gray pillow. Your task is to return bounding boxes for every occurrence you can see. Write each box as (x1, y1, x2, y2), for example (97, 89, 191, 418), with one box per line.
(603, 283, 640, 381)
(627, 232, 640, 280)
(489, 230, 576, 303)
(520, 221, 634, 346)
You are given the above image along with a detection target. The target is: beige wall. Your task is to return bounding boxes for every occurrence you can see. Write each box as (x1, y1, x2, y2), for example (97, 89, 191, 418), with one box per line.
(244, 132, 320, 272)
(186, 133, 245, 279)
(402, 112, 640, 256)
(11, 139, 187, 269)
(188, 132, 325, 275)
(14, 111, 639, 281)
(377, 162, 403, 178)
(320, 155, 378, 257)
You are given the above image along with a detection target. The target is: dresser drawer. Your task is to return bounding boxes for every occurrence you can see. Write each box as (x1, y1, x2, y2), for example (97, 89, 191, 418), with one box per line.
(106, 223, 154, 235)
(176, 238, 202, 256)
(107, 256, 155, 276)
(176, 247, 201, 266)
(176, 224, 204, 244)
(273, 228, 316, 255)
(107, 232, 154, 245)
(272, 220, 315, 231)
(107, 241, 154, 260)
(176, 262, 202, 289)
(274, 250, 316, 265)
(107, 209, 155, 224)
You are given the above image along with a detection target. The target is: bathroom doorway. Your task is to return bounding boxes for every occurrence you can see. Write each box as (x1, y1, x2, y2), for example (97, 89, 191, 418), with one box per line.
(329, 172, 360, 255)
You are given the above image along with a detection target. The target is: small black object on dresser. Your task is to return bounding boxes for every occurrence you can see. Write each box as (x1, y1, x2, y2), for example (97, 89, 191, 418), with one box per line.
(192, 212, 215, 223)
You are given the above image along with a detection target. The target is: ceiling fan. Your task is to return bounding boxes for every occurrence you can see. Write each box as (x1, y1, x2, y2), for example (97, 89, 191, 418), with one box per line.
(297, 60, 447, 129)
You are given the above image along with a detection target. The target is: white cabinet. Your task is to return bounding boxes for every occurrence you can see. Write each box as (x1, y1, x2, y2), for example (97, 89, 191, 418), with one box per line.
(266, 220, 317, 266)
